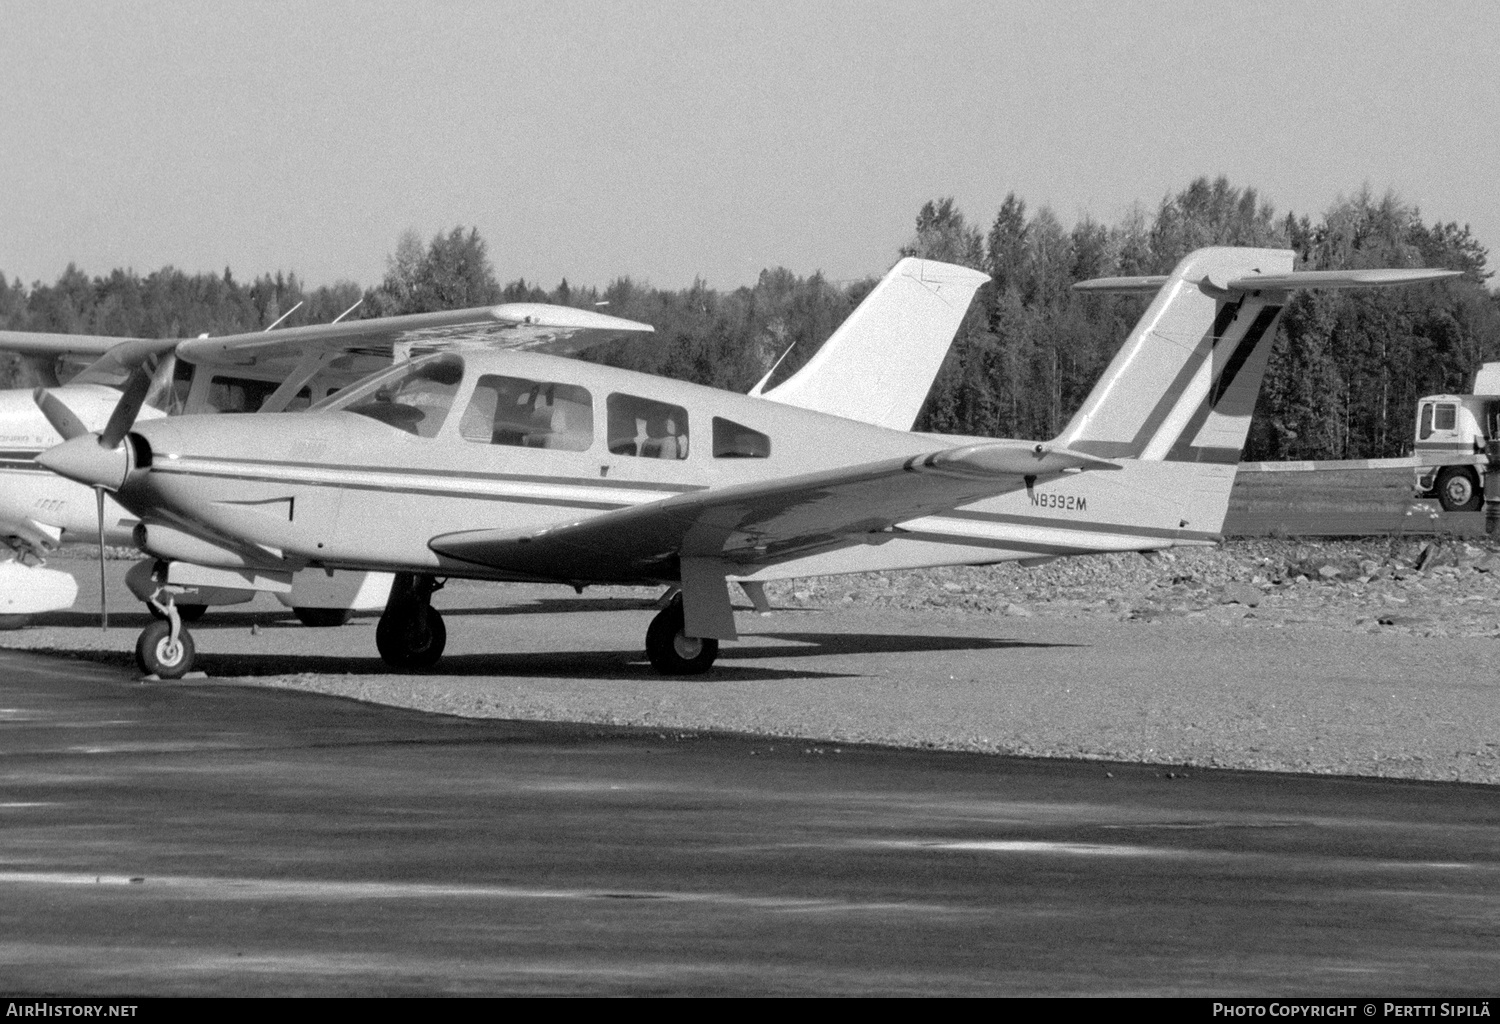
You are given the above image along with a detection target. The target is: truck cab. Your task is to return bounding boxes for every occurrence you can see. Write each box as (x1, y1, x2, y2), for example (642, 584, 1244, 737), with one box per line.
(1413, 362, 1500, 511)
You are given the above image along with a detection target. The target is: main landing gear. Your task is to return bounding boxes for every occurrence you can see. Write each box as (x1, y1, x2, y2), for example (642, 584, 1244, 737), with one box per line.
(375, 572, 447, 670)
(645, 596, 719, 675)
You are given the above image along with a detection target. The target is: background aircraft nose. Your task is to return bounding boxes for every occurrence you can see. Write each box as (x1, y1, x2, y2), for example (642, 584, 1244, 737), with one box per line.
(36, 433, 131, 491)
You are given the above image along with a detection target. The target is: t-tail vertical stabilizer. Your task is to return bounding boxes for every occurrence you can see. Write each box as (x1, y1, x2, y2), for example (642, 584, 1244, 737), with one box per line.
(1060, 247, 1461, 537)
(1059, 247, 1294, 465)
(757, 257, 989, 431)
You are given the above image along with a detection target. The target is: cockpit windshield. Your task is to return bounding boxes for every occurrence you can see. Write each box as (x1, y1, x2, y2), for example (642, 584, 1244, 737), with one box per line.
(312, 353, 464, 438)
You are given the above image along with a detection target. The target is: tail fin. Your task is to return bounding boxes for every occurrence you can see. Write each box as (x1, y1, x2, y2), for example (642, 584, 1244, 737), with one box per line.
(1059, 248, 1294, 464)
(757, 257, 989, 430)
(1060, 248, 1460, 465)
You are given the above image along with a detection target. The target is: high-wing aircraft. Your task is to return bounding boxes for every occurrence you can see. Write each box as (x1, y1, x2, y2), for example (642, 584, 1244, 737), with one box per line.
(1, 300, 658, 624)
(35, 248, 1458, 678)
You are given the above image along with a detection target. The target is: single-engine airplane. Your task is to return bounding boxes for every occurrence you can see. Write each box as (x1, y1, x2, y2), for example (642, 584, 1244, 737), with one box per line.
(3, 300, 658, 624)
(35, 248, 1458, 677)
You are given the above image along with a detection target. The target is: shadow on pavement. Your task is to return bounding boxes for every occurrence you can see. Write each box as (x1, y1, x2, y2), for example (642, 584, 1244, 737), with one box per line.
(16, 629, 1064, 684)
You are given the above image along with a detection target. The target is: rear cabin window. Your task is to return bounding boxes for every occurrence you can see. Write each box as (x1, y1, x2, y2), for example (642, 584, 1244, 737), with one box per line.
(607, 394, 689, 460)
(1435, 403, 1457, 432)
(712, 418, 770, 458)
(460, 375, 593, 451)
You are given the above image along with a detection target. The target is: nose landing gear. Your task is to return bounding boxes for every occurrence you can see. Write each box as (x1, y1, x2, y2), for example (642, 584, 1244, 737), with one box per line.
(135, 595, 196, 679)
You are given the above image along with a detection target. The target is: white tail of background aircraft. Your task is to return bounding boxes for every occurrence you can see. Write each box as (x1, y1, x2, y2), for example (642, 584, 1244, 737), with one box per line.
(756, 257, 990, 430)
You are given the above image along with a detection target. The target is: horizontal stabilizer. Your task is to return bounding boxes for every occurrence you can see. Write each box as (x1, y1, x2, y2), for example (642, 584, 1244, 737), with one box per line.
(1221, 268, 1462, 291)
(1075, 267, 1462, 295)
(1071, 276, 1168, 294)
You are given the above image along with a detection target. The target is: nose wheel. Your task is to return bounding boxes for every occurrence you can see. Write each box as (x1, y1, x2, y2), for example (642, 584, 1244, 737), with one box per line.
(646, 598, 718, 675)
(135, 606, 196, 679)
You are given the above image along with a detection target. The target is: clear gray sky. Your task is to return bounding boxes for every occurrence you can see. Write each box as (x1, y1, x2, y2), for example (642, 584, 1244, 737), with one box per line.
(2, 0, 1495, 292)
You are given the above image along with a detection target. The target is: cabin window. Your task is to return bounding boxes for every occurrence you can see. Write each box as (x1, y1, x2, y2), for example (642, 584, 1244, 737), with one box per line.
(205, 375, 300, 414)
(1419, 403, 1434, 440)
(607, 394, 689, 459)
(332, 353, 464, 438)
(460, 375, 594, 451)
(712, 417, 770, 458)
(1435, 403, 1457, 432)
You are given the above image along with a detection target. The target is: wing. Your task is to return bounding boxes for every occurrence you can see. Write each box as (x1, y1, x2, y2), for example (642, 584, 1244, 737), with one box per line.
(428, 442, 1118, 581)
(0, 330, 145, 358)
(175, 302, 654, 369)
(6, 303, 654, 381)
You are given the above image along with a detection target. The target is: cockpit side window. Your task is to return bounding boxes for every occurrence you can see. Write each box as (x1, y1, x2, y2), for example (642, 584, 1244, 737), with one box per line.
(607, 394, 689, 459)
(712, 417, 770, 458)
(460, 375, 594, 451)
(327, 353, 464, 438)
(1419, 403, 1434, 440)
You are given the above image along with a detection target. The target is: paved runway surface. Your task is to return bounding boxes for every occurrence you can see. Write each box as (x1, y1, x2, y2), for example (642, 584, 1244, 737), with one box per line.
(2, 650, 1498, 996)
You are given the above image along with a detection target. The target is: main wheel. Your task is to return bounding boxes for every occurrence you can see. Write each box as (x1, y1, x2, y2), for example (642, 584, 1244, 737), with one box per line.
(147, 602, 207, 623)
(375, 605, 446, 670)
(294, 606, 355, 627)
(645, 602, 719, 675)
(1436, 467, 1483, 512)
(135, 619, 196, 679)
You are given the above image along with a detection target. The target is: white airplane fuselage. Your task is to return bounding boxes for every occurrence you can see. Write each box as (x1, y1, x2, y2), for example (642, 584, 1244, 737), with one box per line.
(102, 349, 1224, 586)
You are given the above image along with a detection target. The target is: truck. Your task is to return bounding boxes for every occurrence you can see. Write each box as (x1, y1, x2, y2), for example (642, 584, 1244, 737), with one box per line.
(1412, 362, 1500, 512)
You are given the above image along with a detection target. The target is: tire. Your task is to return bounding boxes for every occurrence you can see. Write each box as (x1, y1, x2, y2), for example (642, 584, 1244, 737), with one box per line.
(135, 619, 196, 679)
(1436, 467, 1483, 512)
(645, 602, 719, 675)
(147, 602, 208, 622)
(375, 605, 446, 670)
(294, 606, 355, 627)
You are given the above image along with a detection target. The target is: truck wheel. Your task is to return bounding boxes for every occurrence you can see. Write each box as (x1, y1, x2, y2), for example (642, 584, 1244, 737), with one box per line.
(1436, 467, 1483, 512)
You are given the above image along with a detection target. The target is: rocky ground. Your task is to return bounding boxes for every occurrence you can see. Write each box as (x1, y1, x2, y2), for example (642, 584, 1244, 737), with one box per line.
(758, 535, 1500, 637)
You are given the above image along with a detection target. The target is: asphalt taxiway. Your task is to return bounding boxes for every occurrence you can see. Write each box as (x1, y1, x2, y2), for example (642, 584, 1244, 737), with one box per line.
(1, 649, 1497, 996)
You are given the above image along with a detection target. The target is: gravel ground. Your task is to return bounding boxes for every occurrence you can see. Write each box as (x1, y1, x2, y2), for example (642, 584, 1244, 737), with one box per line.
(7, 537, 1500, 785)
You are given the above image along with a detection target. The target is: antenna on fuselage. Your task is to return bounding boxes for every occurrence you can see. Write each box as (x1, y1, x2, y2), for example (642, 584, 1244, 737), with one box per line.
(331, 298, 363, 323)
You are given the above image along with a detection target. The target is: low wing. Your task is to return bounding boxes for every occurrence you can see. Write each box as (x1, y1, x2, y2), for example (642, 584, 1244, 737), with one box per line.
(429, 443, 1117, 581)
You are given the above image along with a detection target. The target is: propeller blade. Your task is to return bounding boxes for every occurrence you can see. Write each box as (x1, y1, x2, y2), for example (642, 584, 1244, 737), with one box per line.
(32, 387, 91, 440)
(95, 486, 108, 631)
(98, 364, 154, 449)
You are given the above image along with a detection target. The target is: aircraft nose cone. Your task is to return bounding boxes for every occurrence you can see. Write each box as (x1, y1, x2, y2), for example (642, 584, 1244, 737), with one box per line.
(36, 433, 130, 491)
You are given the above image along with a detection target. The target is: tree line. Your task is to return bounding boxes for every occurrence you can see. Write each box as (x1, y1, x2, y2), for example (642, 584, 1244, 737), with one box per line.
(3, 178, 1497, 461)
